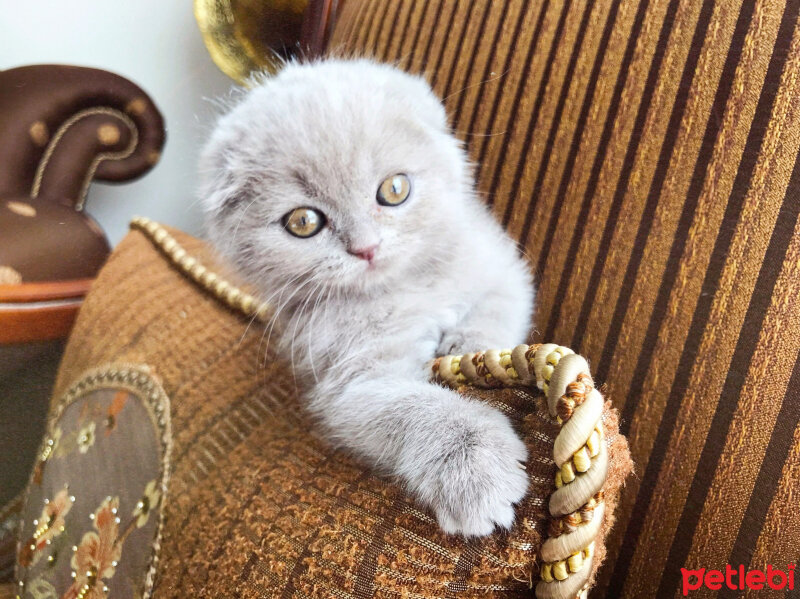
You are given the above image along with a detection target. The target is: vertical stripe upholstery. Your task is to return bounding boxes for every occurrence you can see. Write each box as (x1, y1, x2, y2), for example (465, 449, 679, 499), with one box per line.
(330, 1, 800, 596)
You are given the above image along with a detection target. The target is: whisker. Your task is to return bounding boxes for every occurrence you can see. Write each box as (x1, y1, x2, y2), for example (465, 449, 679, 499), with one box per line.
(442, 68, 509, 102)
(306, 280, 331, 383)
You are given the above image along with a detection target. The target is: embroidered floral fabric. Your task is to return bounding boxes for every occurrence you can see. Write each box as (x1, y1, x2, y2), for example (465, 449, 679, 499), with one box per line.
(15, 368, 169, 599)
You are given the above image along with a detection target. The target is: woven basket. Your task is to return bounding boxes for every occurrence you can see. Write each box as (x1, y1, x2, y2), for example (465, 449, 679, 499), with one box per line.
(8, 220, 631, 599)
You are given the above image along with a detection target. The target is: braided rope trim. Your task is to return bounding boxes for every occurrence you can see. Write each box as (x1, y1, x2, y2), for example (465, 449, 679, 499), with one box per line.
(130, 217, 271, 322)
(432, 344, 610, 599)
(128, 219, 607, 599)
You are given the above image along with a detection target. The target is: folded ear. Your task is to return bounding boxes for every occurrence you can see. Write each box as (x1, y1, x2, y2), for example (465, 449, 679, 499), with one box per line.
(197, 122, 251, 218)
(0, 64, 165, 209)
(391, 68, 450, 132)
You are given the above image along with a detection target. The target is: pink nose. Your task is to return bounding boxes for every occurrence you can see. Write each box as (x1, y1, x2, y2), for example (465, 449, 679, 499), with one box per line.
(348, 244, 378, 262)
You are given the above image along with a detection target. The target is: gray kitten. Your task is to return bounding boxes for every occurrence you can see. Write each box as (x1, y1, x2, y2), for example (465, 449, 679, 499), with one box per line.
(200, 59, 535, 536)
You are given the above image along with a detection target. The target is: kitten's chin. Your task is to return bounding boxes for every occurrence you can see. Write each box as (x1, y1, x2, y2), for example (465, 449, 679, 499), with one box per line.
(336, 259, 397, 295)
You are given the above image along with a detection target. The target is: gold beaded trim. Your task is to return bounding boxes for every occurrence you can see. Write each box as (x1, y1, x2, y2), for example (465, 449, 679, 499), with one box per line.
(432, 344, 609, 599)
(130, 217, 271, 322)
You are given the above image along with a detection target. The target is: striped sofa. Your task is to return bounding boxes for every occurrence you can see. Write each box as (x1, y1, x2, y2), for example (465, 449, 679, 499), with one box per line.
(330, 0, 800, 597)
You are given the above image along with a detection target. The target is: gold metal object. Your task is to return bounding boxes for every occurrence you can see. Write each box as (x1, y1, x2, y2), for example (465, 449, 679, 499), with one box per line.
(194, 0, 309, 83)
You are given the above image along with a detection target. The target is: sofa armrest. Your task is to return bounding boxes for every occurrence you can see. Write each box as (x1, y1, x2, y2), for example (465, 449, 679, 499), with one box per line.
(0, 64, 165, 209)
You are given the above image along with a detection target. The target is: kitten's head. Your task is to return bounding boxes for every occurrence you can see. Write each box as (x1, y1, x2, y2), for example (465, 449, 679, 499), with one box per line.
(200, 59, 473, 298)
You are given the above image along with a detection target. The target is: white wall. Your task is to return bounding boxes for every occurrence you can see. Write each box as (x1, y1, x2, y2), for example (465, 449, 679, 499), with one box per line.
(1, 2, 236, 245)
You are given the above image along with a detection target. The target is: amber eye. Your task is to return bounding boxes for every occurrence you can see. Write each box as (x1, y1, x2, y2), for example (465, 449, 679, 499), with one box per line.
(376, 174, 411, 206)
(282, 207, 325, 238)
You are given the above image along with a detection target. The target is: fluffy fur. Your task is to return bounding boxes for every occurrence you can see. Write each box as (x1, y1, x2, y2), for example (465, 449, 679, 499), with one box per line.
(200, 59, 535, 536)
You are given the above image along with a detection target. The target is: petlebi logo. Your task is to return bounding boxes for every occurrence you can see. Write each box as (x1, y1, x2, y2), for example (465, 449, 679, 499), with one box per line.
(681, 564, 796, 595)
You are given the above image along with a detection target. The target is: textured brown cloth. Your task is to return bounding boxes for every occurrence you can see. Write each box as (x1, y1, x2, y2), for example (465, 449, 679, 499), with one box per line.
(43, 227, 630, 597)
(329, 1, 800, 597)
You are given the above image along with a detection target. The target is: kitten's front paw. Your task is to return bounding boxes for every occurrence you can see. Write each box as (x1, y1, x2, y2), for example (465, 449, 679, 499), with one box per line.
(421, 405, 529, 537)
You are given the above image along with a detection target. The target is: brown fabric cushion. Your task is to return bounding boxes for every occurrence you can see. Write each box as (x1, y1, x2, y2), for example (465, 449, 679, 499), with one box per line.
(329, 1, 800, 597)
(34, 227, 631, 597)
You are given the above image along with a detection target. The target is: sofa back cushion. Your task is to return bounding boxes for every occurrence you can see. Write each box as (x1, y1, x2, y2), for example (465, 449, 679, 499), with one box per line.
(329, 1, 800, 596)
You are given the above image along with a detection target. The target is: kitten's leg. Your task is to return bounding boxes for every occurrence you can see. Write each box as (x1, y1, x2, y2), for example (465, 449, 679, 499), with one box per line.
(439, 279, 534, 355)
(309, 374, 528, 537)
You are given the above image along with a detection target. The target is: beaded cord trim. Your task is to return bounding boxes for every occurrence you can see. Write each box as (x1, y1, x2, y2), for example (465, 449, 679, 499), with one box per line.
(130, 217, 271, 322)
(130, 219, 607, 599)
(432, 345, 608, 599)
